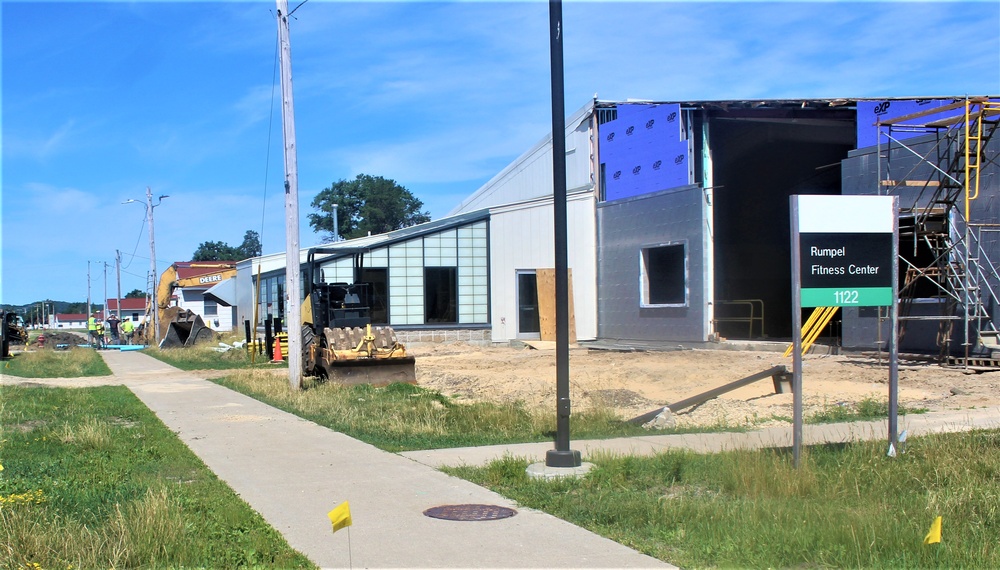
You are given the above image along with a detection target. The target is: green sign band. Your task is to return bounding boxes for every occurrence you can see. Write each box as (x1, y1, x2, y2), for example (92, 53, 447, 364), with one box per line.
(800, 287, 893, 307)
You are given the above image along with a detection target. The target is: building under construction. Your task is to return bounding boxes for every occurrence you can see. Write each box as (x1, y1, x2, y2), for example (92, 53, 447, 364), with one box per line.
(238, 96, 999, 363)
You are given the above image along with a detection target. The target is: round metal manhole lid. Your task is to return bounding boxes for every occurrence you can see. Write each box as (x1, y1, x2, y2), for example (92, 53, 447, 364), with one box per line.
(423, 504, 517, 521)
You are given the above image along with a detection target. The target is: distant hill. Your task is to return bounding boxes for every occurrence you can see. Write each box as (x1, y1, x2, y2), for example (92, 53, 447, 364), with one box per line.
(1, 300, 100, 316)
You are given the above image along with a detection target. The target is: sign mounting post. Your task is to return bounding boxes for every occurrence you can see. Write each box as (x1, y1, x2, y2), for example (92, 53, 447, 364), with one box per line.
(790, 195, 899, 466)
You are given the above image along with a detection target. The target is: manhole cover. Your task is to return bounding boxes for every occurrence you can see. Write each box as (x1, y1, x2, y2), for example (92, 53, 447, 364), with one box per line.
(423, 504, 517, 521)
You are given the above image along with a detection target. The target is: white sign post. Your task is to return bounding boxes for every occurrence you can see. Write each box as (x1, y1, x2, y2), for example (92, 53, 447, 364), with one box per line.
(790, 195, 899, 466)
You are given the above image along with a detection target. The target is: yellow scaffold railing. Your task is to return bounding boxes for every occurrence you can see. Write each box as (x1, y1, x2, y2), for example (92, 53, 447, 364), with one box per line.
(784, 306, 839, 358)
(965, 99, 1000, 219)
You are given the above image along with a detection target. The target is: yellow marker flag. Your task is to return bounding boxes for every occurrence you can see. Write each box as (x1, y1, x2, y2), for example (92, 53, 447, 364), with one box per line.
(923, 515, 942, 545)
(328, 501, 352, 534)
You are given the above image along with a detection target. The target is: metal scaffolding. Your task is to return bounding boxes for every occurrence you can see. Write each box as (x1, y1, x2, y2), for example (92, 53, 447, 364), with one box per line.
(876, 97, 1000, 365)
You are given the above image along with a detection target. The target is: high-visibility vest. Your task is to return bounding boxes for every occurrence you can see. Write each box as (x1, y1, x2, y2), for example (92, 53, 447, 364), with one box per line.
(122, 320, 134, 333)
(88, 317, 97, 331)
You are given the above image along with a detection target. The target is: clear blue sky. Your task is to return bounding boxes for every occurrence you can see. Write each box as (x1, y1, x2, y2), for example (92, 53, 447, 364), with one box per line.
(2, 1, 998, 306)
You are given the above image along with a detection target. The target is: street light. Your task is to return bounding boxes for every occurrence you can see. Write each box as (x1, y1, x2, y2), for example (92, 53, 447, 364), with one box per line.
(124, 187, 168, 346)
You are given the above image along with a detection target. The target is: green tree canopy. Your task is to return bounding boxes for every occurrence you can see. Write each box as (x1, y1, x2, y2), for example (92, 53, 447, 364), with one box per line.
(309, 174, 431, 241)
(124, 289, 145, 299)
(192, 241, 239, 261)
(191, 230, 262, 261)
(238, 230, 262, 259)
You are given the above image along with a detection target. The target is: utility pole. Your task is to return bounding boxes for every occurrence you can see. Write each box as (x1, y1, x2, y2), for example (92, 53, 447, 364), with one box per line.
(103, 262, 109, 325)
(116, 250, 123, 321)
(277, 0, 303, 389)
(146, 186, 159, 347)
(125, 188, 167, 347)
(87, 261, 92, 322)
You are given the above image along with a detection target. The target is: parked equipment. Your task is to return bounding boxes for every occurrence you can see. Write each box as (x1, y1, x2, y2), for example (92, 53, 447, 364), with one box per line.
(300, 247, 416, 385)
(1, 311, 29, 358)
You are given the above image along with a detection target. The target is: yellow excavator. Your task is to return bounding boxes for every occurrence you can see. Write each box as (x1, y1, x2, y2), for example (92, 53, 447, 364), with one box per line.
(300, 247, 416, 385)
(143, 262, 237, 348)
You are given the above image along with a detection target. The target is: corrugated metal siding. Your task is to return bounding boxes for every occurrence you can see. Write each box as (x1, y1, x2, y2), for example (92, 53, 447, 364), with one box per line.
(597, 185, 708, 342)
(489, 194, 597, 342)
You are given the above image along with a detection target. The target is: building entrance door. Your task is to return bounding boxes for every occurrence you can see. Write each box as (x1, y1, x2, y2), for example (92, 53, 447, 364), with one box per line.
(517, 271, 540, 339)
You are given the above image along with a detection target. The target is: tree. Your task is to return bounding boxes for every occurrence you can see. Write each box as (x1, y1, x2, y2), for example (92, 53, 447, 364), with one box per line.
(192, 241, 240, 261)
(124, 289, 145, 299)
(309, 174, 430, 241)
(237, 230, 262, 259)
(192, 229, 262, 261)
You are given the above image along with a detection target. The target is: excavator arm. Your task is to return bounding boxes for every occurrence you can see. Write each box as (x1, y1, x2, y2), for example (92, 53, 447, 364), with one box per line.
(143, 262, 237, 347)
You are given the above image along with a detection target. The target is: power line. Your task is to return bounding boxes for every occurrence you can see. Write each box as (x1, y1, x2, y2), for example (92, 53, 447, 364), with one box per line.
(288, 0, 309, 18)
(260, 24, 281, 253)
(121, 215, 147, 270)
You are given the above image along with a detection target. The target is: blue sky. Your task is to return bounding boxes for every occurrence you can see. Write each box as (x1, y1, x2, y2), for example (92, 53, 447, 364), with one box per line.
(2, 1, 998, 306)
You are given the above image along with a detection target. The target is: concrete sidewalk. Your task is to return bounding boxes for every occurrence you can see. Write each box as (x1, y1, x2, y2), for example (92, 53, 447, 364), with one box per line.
(402, 406, 1000, 468)
(99, 350, 673, 569)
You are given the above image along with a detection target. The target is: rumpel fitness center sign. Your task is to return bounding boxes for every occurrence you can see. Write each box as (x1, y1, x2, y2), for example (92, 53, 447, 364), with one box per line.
(793, 195, 896, 307)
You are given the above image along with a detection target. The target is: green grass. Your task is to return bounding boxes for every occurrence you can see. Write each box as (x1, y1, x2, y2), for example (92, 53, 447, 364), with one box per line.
(1, 348, 111, 378)
(214, 369, 662, 452)
(144, 344, 288, 371)
(808, 395, 928, 424)
(0, 385, 314, 569)
(447, 430, 1000, 569)
(214, 371, 919, 453)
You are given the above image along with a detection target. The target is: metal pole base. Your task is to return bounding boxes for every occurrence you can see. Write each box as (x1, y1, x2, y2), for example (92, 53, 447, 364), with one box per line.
(545, 449, 582, 468)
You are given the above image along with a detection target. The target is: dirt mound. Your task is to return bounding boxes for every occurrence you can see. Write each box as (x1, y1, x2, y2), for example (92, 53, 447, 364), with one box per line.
(36, 331, 90, 349)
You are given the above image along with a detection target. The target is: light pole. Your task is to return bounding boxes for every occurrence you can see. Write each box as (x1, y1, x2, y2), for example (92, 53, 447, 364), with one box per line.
(124, 187, 168, 346)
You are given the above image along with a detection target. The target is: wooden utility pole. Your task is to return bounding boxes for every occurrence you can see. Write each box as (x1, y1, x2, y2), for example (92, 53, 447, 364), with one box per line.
(115, 250, 123, 321)
(87, 261, 92, 322)
(276, 0, 303, 389)
(146, 186, 160, 347)
(103, 262, 109, 324)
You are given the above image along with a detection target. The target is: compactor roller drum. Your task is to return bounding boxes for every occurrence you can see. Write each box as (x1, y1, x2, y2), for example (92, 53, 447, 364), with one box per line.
(301, 246, 417, 386)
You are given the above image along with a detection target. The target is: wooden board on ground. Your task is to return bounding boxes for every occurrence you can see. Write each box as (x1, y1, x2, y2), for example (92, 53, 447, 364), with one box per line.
(536, 268, 576, 342)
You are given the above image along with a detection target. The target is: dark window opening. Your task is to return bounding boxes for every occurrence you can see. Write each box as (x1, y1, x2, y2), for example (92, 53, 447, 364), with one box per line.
(642, 244, 686, 305)
(425, 267, 457, 323)
(204, 299, 218, 316)
(360, 268, 389, 324)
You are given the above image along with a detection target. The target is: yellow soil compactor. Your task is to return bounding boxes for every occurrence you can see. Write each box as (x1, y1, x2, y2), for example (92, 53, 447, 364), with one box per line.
(300, 247, 416, 385)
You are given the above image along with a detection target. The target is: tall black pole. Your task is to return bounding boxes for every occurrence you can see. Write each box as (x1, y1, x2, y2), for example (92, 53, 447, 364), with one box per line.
(545, 0, 581, 469)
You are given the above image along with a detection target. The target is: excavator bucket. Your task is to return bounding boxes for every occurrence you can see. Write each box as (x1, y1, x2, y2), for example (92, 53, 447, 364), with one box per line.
(159, 308, 215, 349)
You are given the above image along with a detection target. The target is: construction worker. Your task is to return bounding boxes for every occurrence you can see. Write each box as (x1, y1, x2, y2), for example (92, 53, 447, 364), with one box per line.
(88, 312, 102, 349)
(121, 318, 135, 345)
(107, 314, 121, 344)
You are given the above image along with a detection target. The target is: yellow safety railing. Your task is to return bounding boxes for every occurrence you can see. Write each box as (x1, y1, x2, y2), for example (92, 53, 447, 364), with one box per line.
(964, 99, 1000, 219)
(784, 306, 839, 358)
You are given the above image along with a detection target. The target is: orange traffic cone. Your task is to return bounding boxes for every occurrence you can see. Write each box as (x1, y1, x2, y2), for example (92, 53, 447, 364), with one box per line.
(271, 337, 284, 363)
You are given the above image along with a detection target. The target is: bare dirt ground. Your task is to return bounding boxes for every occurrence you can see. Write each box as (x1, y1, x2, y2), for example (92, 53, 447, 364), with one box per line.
(412, 343, 1000, 429)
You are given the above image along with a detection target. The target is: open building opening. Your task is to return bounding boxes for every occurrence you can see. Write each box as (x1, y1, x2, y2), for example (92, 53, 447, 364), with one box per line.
(709, 111, 856, 340)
